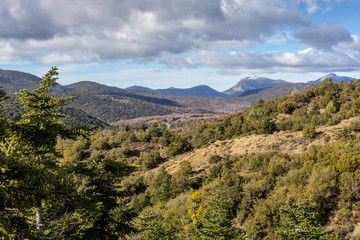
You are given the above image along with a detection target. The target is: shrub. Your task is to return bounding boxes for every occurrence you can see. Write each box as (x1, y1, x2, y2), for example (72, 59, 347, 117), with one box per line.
(302, 125, 317, 139)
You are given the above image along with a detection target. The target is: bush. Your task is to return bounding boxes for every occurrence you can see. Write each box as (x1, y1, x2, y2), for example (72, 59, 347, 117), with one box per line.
(208, 154, 222, 164)
(140, 150, 163, 170)
(302, 125, 317, 139)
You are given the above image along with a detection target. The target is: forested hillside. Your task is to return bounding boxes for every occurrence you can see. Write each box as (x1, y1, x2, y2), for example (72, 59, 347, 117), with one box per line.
(0, 70, 251, 124)
(1, 68, 360, 239)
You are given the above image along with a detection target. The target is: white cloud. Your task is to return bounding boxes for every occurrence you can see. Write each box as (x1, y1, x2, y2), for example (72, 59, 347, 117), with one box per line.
(0, 0, 359, 77)
(338, 35, 360, 50)
(198, 48, 360, 74)
(0, 0, 308, 63)
(297, 0, 346, 14)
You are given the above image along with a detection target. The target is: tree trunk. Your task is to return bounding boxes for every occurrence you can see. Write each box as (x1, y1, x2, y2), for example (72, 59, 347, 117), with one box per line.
(36, 206, 43, 233)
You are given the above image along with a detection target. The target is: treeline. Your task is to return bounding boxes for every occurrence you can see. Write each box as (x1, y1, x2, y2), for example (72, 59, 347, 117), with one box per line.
(1, 68, 360, 239)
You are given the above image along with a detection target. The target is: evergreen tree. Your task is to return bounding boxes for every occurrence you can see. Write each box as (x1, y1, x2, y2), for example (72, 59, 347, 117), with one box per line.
(153, 167, 173, 203)
(276, 200, 334, 240)
(73, 158, 137, 239)
(138, 211, 174, 240)
(1, 67, 86, 238)
(13, 67, 82, 156)
(195, 195, 245, 240)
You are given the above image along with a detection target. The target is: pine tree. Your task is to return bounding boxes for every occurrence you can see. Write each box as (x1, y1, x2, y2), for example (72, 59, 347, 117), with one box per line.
(153, 167, 173, 203)
(138, 211, 174, 240)
(195, 195, 245, 240)
(276, 200, 334, 240)
(73, 158, 137, 239)
(1, 67, 86, 238)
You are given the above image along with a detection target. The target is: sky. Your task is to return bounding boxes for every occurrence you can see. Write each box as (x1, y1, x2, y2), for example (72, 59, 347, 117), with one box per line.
(1, 0, 360, 91)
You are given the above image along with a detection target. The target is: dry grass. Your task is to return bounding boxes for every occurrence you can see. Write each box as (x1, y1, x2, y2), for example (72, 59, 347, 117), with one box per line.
(112, 113, 223, 128)
(160, 117, 360, 175)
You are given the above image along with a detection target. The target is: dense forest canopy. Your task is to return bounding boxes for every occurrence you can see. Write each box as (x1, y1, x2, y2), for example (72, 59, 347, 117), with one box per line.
(1, 68, 360, 239)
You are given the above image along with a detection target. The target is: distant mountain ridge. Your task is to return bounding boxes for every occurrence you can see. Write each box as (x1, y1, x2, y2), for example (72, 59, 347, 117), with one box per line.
(127, 85, 227, 97)
(0, 69, 41, 92)
(238, 82, 314, 101)
(156, 85, 227, 97)
(126, 85, 153, 91)
(308, 73, 355, 84)
(224, 75, 288, 97)
(122, 73, 357, 98)
(1, 69, 358, 125)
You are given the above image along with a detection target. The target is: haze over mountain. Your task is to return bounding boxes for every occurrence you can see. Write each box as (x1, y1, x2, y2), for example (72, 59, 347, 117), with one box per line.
(126, 85, 153, 91)
(156, 85, 227, 97)
(308, 73, 356, 84)
(224, 76, 288, 97)
(127, 85, 227, 97)
(238, 82, 314, 101)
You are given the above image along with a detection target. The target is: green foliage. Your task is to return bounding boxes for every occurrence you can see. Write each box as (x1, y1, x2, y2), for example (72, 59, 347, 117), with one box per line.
(302, 125, 317, 139)
(194, 196, 245, 240)
(152, 167, 174, 203)
(0, 67, 89, 238)
(208, 154, 222, 164)
(0, 86, 10, 139)
(280, 102, 295, 114)
(13, 67, 84, 156)
(171, 161, 193, 194)
(166, 136, 192, 157)
(140, 150, 163, 170)
(277, 200, 334, 240)
(2, 73, 360, 239)
(74, 158, 137, 239)
(138, 211, 175, 240)
(326, 99, 338, 113)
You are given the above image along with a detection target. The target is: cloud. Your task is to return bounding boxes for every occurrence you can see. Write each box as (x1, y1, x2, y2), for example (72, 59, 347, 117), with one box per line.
(198, 48, 360, 74)
(0, 0, 308, 63)
(295, 23, 353, 50)
(297, 0, 346, 14)
(338, 34, 360, 50)
(0, 1, 56, 39)
(1, 0, 358, 77)
(160, 57, 198, 68)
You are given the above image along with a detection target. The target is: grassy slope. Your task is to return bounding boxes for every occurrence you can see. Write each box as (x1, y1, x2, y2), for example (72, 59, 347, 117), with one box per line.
(161, 117, 360, 175)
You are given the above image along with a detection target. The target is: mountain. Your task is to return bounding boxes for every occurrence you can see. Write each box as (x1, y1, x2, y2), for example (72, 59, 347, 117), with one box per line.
(238, 82, 314, 102)
(0, 69, 68, 93)
(224, 75, 288, 97)
(126, 85, 153, 91)
(3, 68, 357, 126)
(308, 73, 355, 84)
(0, 69, 41, 93)
(156, 85, 227, 97)
(0, 95, 109, 127)
(64, 81, 126, 93)
(128, 85, 228, 97)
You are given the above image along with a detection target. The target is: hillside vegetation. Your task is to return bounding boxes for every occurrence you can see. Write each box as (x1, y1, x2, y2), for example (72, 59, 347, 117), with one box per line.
(1, 69, 360, 239)
(1, 70, 251, 124)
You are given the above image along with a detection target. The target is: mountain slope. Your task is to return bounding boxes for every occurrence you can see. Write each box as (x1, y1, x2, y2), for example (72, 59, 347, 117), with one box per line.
(64, 81, 182, 107)
(126, 85, 153, 91)
(224, 75, 288, 97)
(127, 85, 228, 97)
(163, 117, 360, 175)
(0, 95, 109, 127)
(0, 69, 41, 92)
(156, 85, 227, 97)
(238, 82, 314, 102)
(308, 73, 355, 84)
